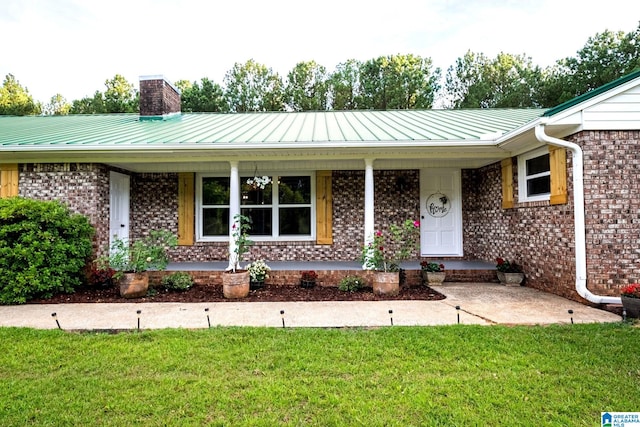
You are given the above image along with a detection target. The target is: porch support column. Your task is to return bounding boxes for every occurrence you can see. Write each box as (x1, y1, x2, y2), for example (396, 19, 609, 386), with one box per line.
(363, 158, 375, 269)
(227, 161, 241, 271)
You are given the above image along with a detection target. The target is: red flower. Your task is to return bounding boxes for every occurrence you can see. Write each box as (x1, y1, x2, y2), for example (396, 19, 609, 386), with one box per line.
(413, 220, 420, 228)
(379, 246, 384, 251)
(376, 230, 382, 237)
(496, 258, 505, 265)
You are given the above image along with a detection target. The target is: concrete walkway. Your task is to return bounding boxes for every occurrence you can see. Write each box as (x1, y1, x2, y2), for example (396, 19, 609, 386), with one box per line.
(0, 283, 621, 330)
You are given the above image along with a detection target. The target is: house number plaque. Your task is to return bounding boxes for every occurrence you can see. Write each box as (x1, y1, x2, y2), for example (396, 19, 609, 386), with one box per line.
(426, 192, 450, 218)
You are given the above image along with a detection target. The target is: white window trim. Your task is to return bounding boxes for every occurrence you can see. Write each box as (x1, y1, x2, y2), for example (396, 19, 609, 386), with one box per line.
(517, 147, 550, 203)
(196, 171, 316, 242)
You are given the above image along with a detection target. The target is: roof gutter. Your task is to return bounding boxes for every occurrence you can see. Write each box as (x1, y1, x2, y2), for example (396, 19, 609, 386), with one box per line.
(534, 122, 620, 304)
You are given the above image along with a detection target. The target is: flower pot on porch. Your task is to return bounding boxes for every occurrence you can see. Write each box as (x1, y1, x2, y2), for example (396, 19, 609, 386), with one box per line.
(250, 280, 265, 291)
(300, 279, 316, 288)
(373, 272, 400, 297)
(424, 271, 446, 285)
(119, 272, 149, 299)
(497, 271, 524, 286)
(621, 296, 640, 318)
(223, 270, 250, 298)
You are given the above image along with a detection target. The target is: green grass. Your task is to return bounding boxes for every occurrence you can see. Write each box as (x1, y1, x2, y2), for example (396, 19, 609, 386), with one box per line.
(0, 324, 638, 426)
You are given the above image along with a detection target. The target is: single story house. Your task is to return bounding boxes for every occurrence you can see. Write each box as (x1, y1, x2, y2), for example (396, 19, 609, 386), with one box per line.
(2, 71, 640, 305)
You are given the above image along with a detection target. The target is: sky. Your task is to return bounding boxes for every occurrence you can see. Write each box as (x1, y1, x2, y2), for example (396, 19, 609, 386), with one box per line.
(2, 0, 639, 105)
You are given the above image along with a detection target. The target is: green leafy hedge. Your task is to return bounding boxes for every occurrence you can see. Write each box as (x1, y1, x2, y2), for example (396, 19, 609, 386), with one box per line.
(0, 197, 94, 304)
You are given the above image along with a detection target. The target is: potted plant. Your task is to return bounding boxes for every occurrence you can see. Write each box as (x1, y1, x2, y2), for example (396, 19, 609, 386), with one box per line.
(421, 261, 446, 285)
(223, 214, 253, 298)
(620, 283, 640, 318)
(362, 219, 420, 296)
(495, 257, 524, 286)
(247, 259, 271, 290)
(300, 270, 318, 288)
(107, 229, 178, 298)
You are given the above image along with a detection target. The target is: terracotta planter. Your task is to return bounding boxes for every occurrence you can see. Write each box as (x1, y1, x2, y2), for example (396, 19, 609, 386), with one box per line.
(373, 272, 400, 296)
(424, 271, 446, 285)
(497, 271, 524, 286)
(119, 272, 149, 298)
(223, 271, 250, 298)
(621, 295, 640, 318)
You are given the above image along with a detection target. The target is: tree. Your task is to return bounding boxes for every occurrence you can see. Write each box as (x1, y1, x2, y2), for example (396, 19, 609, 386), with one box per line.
(43, 94, 71, 115)
(285, 61, 328, 111)
(539, 23, 640, 106)
(103, 74, 138, 113)
(444, 51, 541, 108)
(358, 54, 440, 110)
(177, 78, 228, 112)
(70, 91, 106, 114)
(223, 59, 285, 112)
(327, 59, 361, 110)
(0, 74, 41, 115)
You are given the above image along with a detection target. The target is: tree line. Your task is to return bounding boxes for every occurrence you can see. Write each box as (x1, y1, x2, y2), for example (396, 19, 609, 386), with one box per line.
(2, 23, 639, 116)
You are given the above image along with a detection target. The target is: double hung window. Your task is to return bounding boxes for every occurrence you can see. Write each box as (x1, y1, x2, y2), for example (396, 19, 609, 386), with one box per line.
(518, 148, 550, 202)
(197, 173, 314, 241)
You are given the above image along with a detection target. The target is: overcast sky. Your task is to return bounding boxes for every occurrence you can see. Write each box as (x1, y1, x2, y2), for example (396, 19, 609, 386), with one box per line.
(2, 0, 639, 104)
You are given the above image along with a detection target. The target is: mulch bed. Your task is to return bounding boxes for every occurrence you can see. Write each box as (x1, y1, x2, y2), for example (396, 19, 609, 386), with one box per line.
(28, 283, 446, 304)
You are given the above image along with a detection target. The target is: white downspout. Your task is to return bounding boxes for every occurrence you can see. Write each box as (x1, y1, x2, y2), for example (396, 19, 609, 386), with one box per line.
(534, 122, 620, 304)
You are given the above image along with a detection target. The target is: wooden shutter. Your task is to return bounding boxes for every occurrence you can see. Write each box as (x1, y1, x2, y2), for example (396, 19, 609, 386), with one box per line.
(549, 146, 568, 205)
(177, 173, 195, 245)
(0, 164, 19, 198)
(501, 159, 514, 209)
(315, 171, 333, 244)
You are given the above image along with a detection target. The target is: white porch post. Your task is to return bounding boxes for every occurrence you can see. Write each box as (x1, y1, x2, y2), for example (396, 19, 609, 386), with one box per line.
(363, 158, 375, 269)
(227, 161, 241, 271)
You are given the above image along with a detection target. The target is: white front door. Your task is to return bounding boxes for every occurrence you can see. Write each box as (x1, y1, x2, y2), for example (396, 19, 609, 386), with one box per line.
(109, 171, 130, 251)
(420, 169, 462, 256)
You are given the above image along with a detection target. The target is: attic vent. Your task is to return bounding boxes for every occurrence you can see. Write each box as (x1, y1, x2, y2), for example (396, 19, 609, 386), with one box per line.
(139, 75, 181, 120)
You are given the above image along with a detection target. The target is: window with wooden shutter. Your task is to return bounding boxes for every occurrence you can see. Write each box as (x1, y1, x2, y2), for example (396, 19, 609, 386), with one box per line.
(501, 159, 514, 209)
(178, 173, 195, 245)
(0, 164, 19, 198)
(549, 145, 568, 205)
(315, 170, 333, 244)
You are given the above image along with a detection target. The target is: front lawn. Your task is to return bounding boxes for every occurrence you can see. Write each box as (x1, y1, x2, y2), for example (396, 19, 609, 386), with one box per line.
(0, 324, 637, 426)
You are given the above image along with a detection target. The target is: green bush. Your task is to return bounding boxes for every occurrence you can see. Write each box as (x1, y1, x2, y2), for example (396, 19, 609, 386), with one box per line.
(0, 197, 94, 304)
(338, 275, 364, 293)
(161, 271, 194, 291)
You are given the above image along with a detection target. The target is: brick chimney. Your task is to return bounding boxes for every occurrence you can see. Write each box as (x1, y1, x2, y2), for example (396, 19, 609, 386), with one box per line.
(139, 75, 181, 119)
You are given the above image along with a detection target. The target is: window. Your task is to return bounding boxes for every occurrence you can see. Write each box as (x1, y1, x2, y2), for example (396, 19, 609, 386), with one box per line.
(518, 148, 550, 202)
(196, 173, 314, 241)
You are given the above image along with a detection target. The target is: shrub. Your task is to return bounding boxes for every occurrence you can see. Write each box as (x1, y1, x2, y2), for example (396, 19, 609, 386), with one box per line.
(338, 275, 364, 293)
(161, 272, 194, 291)
(0, 197, 94, 304)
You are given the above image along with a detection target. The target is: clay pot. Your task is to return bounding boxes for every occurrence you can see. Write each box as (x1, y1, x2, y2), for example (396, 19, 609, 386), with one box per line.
(424, 271, 446, 285)
(497, 272, 524, 286)
(372, 272, 400, 296)
(222, 270, 250, 298)
(119, 272, 149, 298)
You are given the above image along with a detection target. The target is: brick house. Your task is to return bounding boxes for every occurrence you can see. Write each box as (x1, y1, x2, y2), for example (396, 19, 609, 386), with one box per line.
(2, 71, 640, 304)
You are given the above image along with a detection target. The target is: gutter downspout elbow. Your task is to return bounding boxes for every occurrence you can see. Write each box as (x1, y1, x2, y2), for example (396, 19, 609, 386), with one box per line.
(534, 123, 620, 305)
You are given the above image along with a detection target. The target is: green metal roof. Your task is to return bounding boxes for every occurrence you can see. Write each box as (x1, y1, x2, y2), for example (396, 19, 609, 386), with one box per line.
(0, 109, 545, 148)
(542, 69, 640, 117)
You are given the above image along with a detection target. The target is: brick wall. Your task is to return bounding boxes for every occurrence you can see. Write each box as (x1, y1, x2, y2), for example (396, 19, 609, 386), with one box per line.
(18, 163, 110, 256)
(463, 130, 640, 300)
